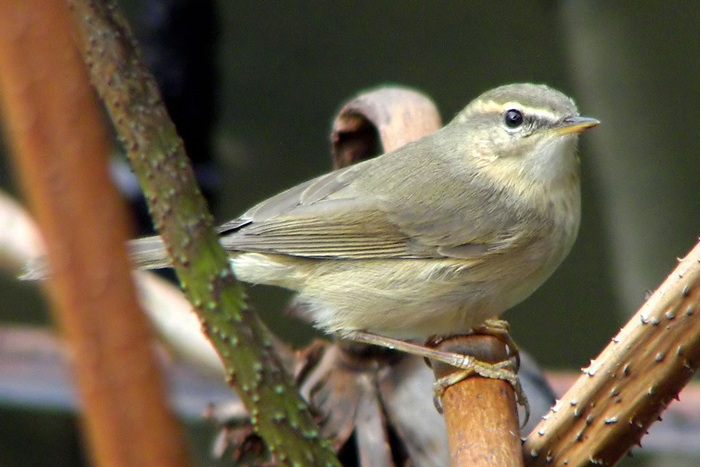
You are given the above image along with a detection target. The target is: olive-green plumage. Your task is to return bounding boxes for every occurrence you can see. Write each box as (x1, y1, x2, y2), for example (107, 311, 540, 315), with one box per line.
(126, 83, 599, 338)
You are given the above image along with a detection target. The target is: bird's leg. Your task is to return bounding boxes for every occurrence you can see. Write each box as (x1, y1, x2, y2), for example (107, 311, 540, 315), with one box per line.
(342, 329, 528, 419)
(472, 318, 520, 369)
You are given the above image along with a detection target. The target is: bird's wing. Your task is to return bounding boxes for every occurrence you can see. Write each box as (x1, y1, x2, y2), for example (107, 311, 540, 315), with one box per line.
(218, 163, 423, 258)
(218, 155, 522, 261)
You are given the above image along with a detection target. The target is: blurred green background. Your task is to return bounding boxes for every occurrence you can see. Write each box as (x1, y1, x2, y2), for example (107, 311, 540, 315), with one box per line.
(0, 1, 698, 466)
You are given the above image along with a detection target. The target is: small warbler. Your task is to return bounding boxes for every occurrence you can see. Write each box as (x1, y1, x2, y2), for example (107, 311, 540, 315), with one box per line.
(33, 83, 600, 343)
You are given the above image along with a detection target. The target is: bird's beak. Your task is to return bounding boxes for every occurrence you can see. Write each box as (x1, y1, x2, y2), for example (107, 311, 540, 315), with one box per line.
(554, 116, 600, 135)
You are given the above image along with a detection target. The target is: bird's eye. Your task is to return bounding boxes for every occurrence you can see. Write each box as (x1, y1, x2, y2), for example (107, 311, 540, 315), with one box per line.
(504, 109, 524, 129)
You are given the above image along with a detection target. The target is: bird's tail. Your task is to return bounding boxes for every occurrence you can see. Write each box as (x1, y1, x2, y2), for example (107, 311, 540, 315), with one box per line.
(127, 235, 172, 270)
(20, 235, 172, 281)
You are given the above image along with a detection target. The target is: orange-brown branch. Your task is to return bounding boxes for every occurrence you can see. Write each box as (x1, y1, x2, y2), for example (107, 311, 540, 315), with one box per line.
(0, 2, 188, 465)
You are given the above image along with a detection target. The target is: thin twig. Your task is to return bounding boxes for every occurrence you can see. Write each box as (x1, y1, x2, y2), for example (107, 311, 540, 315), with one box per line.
(67, 0, 339, 464)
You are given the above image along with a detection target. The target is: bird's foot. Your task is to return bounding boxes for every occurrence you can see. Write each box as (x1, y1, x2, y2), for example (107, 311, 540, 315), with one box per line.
(342, 329, 529, 422)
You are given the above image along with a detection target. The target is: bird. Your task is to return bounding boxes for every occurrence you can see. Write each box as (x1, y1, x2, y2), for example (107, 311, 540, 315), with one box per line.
(126, 83, 599, 343)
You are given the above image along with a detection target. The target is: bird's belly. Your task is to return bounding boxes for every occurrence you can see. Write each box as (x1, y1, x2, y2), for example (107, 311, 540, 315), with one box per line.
(232, 252, 563, 339)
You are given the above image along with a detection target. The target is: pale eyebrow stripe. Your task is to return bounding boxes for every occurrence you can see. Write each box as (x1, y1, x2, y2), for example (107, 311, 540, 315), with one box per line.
(465, 100, 560, 122)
